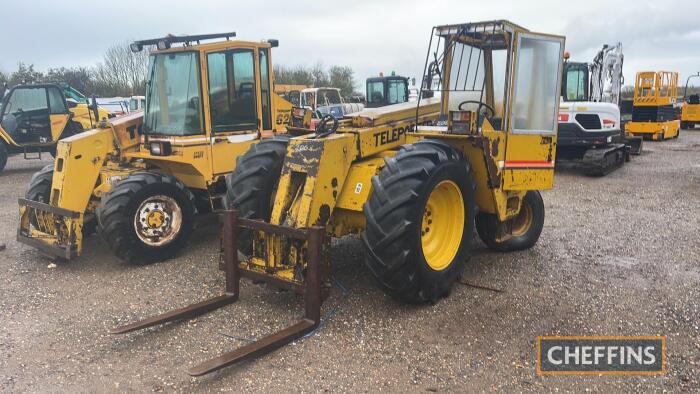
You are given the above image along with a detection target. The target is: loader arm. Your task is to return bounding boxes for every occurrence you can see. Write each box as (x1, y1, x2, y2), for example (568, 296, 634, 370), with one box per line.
(18, 113, 143, 259)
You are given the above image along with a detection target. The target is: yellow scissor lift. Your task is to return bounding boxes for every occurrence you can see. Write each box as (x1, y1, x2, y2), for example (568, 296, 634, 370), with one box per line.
(625, 71, 680, 140)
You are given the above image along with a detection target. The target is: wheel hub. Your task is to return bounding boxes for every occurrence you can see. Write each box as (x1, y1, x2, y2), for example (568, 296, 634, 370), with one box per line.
(510, 200, 533, 237)
(134, 195, 182, 247)
(421, 180, 465, 271)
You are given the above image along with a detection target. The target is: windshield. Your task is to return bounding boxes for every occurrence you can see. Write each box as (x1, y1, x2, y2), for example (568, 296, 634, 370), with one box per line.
(512, 36, 562, 133)
(387, 79, 407, 104)
(316, 89, 342, 106)
(144, 52, 203, 136)
(563, 65, 588, 102)
(367, 81, 384, 104)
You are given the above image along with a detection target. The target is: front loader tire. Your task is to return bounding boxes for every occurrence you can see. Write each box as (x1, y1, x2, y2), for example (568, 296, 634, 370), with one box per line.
(362, 140, 475, 304)
(25, 164, 54, 203)
(25, 164, 97, 235)
(96, 171, 195, 264)
(475, 190, 544, 252)
(224, 136, 290, 254)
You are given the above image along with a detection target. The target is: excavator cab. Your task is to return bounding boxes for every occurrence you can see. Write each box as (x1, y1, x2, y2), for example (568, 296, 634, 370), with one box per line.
(365, 74, 409, 108)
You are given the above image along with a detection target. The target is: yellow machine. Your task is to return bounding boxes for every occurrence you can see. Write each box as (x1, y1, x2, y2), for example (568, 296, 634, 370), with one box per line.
(0, 83, 108, 172)
(113, 21, 566, 376)
(18, 32, 308, 263)
(625, 71, 680, 140)
(681, 72, 700, 129)
(274, 83, 310, 107)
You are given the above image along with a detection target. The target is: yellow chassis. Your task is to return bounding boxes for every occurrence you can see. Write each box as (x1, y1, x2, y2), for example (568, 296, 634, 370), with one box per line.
(246, 112, 556, 283)
(625, 120, 680, 140)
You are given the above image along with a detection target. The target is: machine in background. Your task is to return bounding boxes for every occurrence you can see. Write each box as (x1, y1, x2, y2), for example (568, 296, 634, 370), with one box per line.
(681, 72, 700, 129)
(557, 43, 642, 176)
(0, 83, 106, 172)
(365, 73, 410, 107)
(625, 71, 680, 141)
(18, 32, 310, 263)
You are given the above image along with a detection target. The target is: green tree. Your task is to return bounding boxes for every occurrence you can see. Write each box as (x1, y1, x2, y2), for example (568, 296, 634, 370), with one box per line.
(9, 63, 44, 86)
(45, 67, 93, 95)
(328, 65, 355, 97)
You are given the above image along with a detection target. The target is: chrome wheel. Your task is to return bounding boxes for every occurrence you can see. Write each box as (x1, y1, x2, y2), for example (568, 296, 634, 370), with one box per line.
(133, 195, 182, 247)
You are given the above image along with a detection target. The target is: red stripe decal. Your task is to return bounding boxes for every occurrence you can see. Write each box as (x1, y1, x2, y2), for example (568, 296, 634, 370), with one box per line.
(505, 161, 555, 168)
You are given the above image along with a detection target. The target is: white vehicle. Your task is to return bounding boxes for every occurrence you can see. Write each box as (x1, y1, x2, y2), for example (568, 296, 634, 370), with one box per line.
(300, 87, 363, 119)
(557, 43, 641, 175)
(129, 95, 146, 112)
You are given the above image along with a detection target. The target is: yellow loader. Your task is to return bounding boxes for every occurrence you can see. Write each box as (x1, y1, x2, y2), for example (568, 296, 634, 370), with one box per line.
(113, 20, 565, 376)
(18, 32, 311, 263)
(0, 83, 109, 171)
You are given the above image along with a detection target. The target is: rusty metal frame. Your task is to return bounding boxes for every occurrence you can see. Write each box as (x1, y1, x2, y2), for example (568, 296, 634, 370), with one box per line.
(110, 210, 325, 376)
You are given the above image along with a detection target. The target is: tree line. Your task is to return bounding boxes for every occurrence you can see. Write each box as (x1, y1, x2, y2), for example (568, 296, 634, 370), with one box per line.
(0, 42, 149, 98)
(273, 63, 357, 97)
(0, 43, 358, 99)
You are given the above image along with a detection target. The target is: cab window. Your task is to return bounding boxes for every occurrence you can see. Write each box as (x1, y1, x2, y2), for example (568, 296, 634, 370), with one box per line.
(367, 81, 384, 104)
(512, 36, 562, 133)
(387, 79, 407, 104)
(47, 87, 68, 114)
(3, 87, 48, 115)
(258, 49, 272, 130)
(565, 68, 587, 101)
(207, 49, 258, 132)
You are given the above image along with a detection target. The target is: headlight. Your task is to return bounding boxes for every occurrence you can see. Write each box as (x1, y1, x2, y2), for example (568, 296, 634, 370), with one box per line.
(149, 141, 172, 156)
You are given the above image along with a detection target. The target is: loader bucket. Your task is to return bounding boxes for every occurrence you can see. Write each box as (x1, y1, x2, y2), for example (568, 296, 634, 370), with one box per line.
(17, 198, 83, 260)
(626, 135, 643, 155)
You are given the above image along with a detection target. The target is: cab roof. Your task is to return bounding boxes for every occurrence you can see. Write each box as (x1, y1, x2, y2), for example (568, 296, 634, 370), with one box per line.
(131, 32, 277, 54)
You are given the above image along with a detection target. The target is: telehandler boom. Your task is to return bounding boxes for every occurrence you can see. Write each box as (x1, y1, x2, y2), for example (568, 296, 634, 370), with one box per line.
(113, 20, 565, 376)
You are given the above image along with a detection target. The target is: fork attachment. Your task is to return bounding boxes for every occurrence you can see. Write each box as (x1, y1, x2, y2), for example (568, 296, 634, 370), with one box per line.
(110, 210, 326, 376)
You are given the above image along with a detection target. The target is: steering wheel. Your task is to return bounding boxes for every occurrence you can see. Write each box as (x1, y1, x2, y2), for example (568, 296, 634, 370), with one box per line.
(315, 114, 339, 138)
(458, 100, 495, 120)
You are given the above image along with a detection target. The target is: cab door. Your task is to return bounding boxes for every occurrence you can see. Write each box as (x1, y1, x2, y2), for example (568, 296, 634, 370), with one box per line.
(46, 86, 71, 141)
(0, 86, 70, 144)
(205, 47, 266, 176)
(503, 32, 565, 190)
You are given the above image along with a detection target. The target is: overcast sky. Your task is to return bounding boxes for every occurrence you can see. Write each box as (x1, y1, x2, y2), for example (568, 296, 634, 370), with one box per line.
(2, 0, 699, 91)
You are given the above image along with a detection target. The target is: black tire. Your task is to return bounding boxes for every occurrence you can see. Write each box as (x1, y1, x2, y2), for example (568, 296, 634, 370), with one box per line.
(476, 190, 544, 252)
(224, 136, 289, 254)
(0, 141, 7, 172)
(681, 121, 688, 130)
(362, 140, 475, 303)
(25, 164, 55, 229)
(96, 171, 196, 264)
(25, 164, 54, 203)
(25, 163, 97, 235)
(50, 121, 83, 158)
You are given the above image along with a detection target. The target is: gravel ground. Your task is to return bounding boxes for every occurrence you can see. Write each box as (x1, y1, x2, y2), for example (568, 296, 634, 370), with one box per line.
(1, 130, 699, 392)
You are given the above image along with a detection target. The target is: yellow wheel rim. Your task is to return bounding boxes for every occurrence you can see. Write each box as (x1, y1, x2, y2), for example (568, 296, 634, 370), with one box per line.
(510, 200, 533, 237)
(421, 180, 465, 271)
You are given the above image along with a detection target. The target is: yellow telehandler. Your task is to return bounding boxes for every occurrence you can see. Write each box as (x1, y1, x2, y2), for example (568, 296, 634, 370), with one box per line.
(113, 20, 565, 376)
(0, 83, 109, 171)
(18, 32, 312, 263)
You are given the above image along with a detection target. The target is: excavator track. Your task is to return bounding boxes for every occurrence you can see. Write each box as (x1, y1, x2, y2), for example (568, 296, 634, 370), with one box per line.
(581, 143, 628, 176)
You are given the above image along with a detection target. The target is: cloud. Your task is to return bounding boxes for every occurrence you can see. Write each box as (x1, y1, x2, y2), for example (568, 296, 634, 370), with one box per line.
(1, 0, 699, 89)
